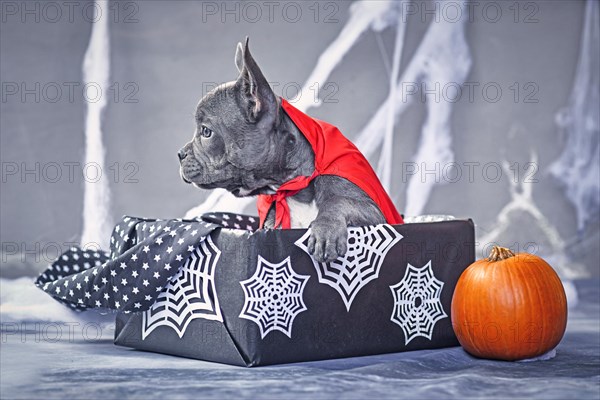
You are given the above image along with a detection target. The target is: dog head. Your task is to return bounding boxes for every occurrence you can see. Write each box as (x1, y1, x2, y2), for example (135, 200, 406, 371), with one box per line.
(179, 38, 298, 197)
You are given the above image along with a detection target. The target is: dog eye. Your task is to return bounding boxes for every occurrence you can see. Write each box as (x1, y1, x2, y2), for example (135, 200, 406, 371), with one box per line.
(200, 125, 213, 138)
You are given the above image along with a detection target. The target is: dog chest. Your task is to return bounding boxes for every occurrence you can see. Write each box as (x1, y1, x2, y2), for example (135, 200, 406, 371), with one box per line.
(287, 198, 318, 229)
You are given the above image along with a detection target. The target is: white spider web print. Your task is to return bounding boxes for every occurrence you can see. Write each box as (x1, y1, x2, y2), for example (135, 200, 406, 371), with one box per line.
(142, 236, 222, 340)
(239, 256, 310, 339)
(295, 224, 402, 311)
(389, 260, 447, 345)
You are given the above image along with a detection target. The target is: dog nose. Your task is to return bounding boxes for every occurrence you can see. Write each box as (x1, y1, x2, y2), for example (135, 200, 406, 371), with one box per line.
(178, 148, 187, 161)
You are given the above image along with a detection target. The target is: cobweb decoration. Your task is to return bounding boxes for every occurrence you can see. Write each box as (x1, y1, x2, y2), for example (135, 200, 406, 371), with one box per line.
(390, 260, 447, 345)
(239, 256, 310, 339)
(142, 236, 222, 340)
(295, 224, 402, 311)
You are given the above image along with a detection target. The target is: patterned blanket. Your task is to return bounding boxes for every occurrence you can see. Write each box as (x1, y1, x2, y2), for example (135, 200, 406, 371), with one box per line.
(35, 213, 259, 313)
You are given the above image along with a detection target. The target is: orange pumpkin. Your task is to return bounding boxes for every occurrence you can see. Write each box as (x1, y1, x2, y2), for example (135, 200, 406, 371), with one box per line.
(451, 245, 567, 361)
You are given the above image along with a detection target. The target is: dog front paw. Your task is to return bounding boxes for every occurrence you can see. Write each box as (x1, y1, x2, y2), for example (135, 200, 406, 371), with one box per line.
(307, 217, 348, 263)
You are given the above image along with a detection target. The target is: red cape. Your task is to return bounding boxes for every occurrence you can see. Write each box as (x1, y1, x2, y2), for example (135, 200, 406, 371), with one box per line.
(257, 98, 404, 229)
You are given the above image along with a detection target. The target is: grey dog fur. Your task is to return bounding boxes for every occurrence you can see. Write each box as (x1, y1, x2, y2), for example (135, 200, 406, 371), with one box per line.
(179, 38, 385, 262)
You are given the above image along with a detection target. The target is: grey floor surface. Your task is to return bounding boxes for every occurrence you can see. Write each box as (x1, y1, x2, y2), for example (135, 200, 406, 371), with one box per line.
(1, 280, 598, 400)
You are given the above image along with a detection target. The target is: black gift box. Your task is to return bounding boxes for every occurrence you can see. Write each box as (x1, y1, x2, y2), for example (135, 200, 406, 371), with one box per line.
(114, 219, 475, 367)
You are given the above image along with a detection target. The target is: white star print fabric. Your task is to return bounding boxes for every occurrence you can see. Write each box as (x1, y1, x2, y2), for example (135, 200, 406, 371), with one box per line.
(35, 213, 256, 312)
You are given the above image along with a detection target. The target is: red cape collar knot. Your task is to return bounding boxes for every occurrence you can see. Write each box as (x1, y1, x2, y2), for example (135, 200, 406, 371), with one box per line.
(257, 98, 404, 229)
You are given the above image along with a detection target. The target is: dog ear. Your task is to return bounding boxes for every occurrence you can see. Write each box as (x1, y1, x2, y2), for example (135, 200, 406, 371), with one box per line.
(235, 37, 278, 125)
(234, 42, 244, 73)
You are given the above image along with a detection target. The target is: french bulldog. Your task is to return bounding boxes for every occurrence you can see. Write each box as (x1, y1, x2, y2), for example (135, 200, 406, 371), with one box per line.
(179, 38, 392, 263)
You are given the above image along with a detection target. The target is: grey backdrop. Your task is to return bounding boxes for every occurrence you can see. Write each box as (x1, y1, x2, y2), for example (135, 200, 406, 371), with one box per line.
(1, 0, 598, 277)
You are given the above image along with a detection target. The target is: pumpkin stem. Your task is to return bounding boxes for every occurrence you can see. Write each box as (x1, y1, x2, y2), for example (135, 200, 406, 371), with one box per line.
(488, 246, 516, 261)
